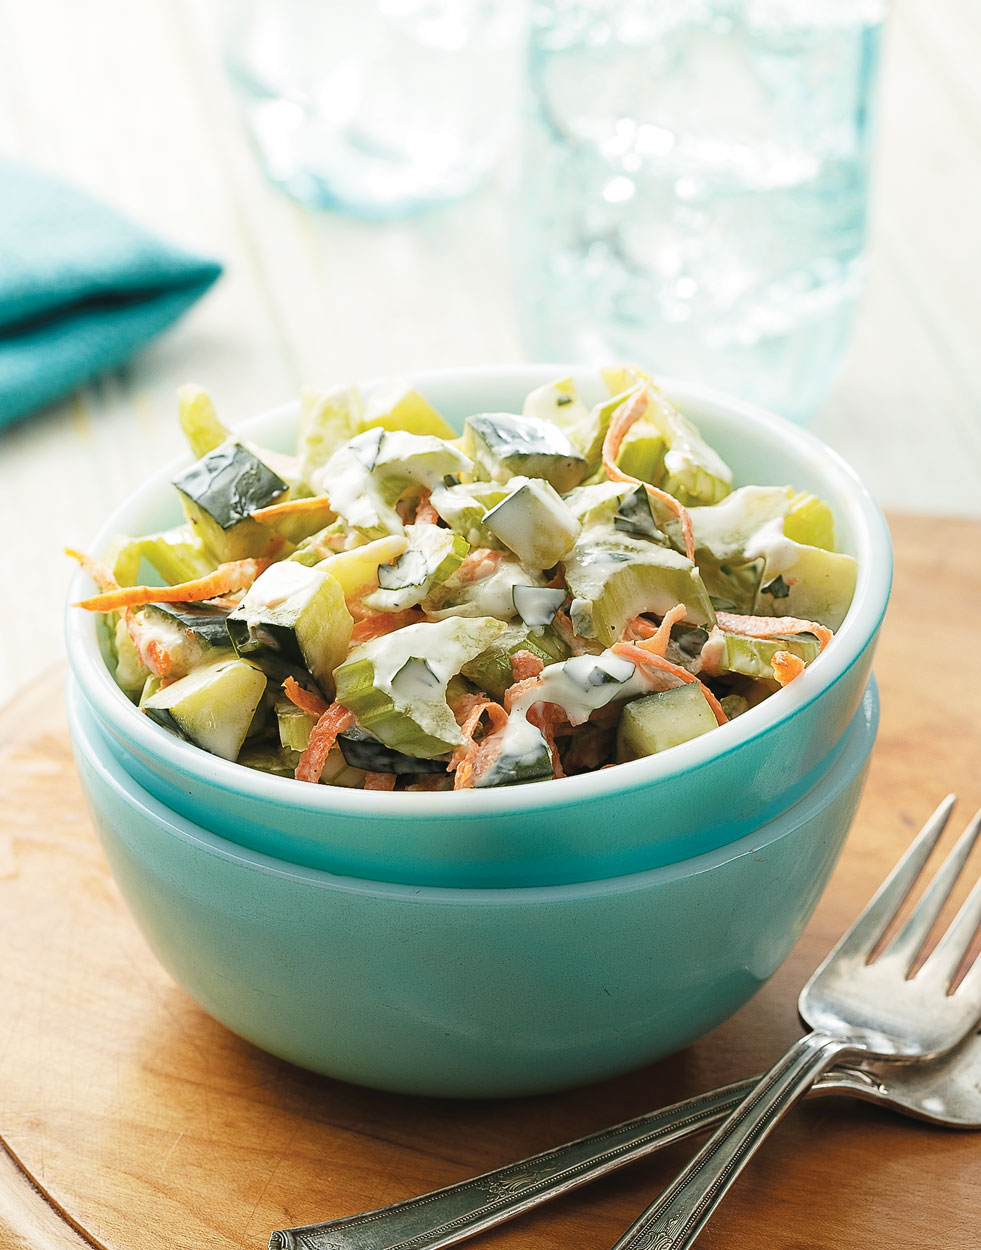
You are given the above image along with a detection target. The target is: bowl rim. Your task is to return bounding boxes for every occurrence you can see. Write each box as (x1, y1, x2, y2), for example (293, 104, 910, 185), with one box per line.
(65, 364, 892, 819)
(70, 672, 879, 901)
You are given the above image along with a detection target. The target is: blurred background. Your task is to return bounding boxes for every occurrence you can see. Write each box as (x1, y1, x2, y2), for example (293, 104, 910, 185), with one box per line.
(1, 0, 979, 707)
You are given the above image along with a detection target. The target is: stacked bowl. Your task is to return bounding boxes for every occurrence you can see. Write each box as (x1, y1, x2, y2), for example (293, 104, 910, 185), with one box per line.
(65, 367, 892, 1097)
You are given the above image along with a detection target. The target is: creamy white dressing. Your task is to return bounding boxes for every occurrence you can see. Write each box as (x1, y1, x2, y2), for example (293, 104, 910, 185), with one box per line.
(511, 650, 650, 726)
(744, 516, 803, 577)
(429, 558, 542, 621)
(687, 486, 789, 560)
(241, 560, 321, 612)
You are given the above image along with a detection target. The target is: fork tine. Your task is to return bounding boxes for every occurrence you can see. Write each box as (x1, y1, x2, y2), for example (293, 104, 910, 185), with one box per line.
(917, 811, 981, 989)
(828, 794, 957, 963)
(884, 807, 981, 970)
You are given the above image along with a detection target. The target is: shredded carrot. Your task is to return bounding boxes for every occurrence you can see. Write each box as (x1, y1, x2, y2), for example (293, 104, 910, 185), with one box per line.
(611, 641, 728, 726)
(414, 489, 440, 525)
(66, 547, 118, 592)
(529, 703, 565, 779)
(601, 389, 695, 562)
(510, 649, 545, 683)
(295, 703, 356, 784)
(351, 609, 425, 643)
(404, 773, 450, 792)
(450, 694, 509, 789)
(363, 772, 398, 791)
(715, 611, 833, 652)
(75, 558, 267, 612)
(251, 494, 332, 524)
(771, 651, 806, 686)
(282, 676, 329, 718)
(67, 548, 175, 677)
(625, 604, 689, 657)
(458, 548, 503, 583)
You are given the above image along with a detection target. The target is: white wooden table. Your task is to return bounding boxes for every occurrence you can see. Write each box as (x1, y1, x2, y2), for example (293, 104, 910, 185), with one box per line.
(1, 0, 979, 709)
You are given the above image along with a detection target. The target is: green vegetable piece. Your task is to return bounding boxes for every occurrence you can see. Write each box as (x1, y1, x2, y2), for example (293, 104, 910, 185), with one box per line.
(317, 429, 472, 539)
(112, 617, 149, 695)
(461, 623, 569, 699)
(143, 601, 231, 650)
(237, 744, 299, 777)
(719, 631, 821, 680)
(137, 524, 218, 586)
(616, 684, 717, 762)
(564, 534, 715, 646)
(615, 419, 666, 485)
(784, 492, 836, 551)
(646, 390, 732, 506)
(363, 524, 469, 612)
(474, 716, 554, 788)
(614, 487, 663, 541)
(142, 653, 267, 761)
(752, 543, 857, 631)
(227, 562, 353, 696)
(275, 697, 318, 752)
(464, 413, 588, 493)
(178, 384, 229, 458)
(720, 693, 750, 720)
(338, 726, 450, 774)
(100, 534, 143, 588)
(688, 486, 791, 613)
(296, 384, 363, 485)
(428, 480, 513, 546)
(360, 380, 457, 440)
(174, 441, 288, 562)
(483, 478, 581, 568)
(521, 376, 591, 432)
(333, 617, 508, 757)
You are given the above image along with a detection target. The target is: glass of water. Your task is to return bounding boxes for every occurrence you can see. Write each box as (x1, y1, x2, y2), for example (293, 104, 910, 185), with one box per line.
(515, 0, 888, 423)
(223, 0, 525, 219)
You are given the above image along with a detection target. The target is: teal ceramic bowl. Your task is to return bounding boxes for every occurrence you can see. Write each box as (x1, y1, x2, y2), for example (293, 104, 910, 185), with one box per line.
(68, 675, 877, 1098)
(66, 367, 892, 888)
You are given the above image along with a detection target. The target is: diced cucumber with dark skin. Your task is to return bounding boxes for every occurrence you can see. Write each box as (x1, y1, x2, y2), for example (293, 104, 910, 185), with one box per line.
(613, 487, 664, 541)
(464, 413, 588, 493)
(143, 601, 232, 649)
(483, 478, 581, 567)
(227, 563, 352, 696)
(461, 623, 569, 699)
(174, 441, 288, 562)
(142, 653, 267, 761)
(474, 716, 554, 788)
(338, 726, 450, 774)
(616, 684, 718, 762)
(363, 524, 469, 612)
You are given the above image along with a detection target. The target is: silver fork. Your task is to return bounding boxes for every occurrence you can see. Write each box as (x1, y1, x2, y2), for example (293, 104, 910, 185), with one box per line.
(608, 794, 981, 1250)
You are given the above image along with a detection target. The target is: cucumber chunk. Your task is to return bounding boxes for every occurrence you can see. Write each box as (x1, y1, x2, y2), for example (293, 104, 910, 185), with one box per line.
(362, 524, 469, 612)
(227, 562, 353, 695)
(275, 697, 318, 752)
(464, 413, 588, 493)
(461, 622, 569, 698)
(143, 601, 231, 650)
(483, 478, 581, 568)
(474, 716, 554, 788)
(337, 726, 450, 774)
(718, 630, 821, 680)
(616, 684, 717, 762)
(174, 441, 288, 561)
(143, 653, 267, 761)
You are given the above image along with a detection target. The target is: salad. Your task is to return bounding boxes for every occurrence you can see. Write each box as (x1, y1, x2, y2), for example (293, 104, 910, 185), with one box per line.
(70, 368, 857, 792)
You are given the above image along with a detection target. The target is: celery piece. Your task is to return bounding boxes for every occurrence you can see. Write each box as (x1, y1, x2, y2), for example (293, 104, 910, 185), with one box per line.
(333, 617, 508, 757)
(719, 631, 821, 680)
(360, 380, 457, 440)
(142, 653, 267, 761)
(237, 744, 299, 777)
(101, 534, 143, 588)
(565, 533, 715, 646)
(227, 562, 353, 696)
(461, 623, 569, 699)
(464, 413, 588, 493)
(615, 419, 667, 485)
(362, 524, 469, 613)
(483, 477, 581, 568)
(645, 390, 732, 506)
(296, 384, 363, 485)
(174, 441, 289, 562)
(784, 492, 836, 551)
(562, 480, 637, 529)
(616, 684, 718, 762)
(316, 429, 472, 539)
(564, 382, 647, 473)
(138, 524, 218, 586)
(319, 747, 368, 788)
(178, 384, 229, 458)
(275, 697, 317, 752)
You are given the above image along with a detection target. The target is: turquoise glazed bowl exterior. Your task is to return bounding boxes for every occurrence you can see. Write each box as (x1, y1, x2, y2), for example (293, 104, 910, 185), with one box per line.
(66, 367, 892, 888)
(68, 676, 878, 1099)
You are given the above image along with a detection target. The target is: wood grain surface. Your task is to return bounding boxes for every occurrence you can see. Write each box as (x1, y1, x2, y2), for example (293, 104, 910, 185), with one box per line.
(0, 514, 979, 1250)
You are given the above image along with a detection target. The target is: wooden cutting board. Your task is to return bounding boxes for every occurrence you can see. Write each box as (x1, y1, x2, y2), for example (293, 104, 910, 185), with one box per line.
(1, 514, 979, 1250)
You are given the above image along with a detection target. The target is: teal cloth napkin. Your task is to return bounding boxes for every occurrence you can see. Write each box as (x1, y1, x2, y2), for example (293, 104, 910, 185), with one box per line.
(0, 160, 221, 429)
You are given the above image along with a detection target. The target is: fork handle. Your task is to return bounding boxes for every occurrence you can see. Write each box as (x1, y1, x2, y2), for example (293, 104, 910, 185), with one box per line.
(609, 1031, 854, 1250)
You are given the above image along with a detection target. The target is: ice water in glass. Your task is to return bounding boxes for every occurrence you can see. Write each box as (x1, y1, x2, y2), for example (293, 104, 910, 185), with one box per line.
(516, 0, 887, 423)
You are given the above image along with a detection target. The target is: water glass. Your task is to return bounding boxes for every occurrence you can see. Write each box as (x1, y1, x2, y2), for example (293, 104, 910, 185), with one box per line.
(515, 0, 888, 423)
(223, 0, 525, 219)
